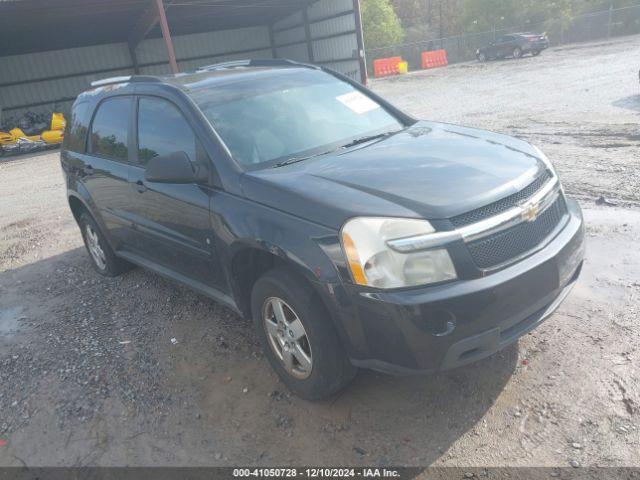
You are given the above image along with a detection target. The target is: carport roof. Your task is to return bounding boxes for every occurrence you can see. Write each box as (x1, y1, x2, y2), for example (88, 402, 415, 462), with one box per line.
(0, 0, 314, 57)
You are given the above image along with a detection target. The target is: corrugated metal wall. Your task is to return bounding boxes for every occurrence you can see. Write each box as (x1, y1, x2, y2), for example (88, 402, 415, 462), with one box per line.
(0, 0, 362, 122)
(0, 25, 271, 120)
(273, 0, 362, 82)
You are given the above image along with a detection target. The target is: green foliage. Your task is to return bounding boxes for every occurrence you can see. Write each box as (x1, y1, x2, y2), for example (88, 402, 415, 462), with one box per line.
(363, 0, 640, 52)
(361, 0, 405, 49)
(459, 0, 574, 32)
(385, 0, 631, 39)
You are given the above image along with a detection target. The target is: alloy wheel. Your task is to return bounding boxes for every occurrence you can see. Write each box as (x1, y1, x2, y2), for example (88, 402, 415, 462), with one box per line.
(262, 297, 312, 379)
(85, 224, 106, 270)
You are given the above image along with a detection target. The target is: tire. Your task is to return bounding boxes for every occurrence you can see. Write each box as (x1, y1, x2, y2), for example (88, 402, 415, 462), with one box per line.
(477, 52, 487, 62)
(78, 212, 133, 277)
(532, 50, 541, 56)
(513, 47, 523, 59)
(251, 267, 357, 400)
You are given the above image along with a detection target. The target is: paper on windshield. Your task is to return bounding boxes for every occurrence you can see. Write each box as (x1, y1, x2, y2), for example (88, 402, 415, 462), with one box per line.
(336, 91, 380, 114)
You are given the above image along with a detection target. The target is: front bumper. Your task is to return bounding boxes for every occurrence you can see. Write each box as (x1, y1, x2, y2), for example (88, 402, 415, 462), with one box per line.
(326, 198, 585, 375)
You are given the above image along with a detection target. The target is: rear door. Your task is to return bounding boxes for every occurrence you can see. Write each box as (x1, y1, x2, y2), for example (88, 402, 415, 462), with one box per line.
(127, 95, 224, 289)
(81, 96, 135, 248)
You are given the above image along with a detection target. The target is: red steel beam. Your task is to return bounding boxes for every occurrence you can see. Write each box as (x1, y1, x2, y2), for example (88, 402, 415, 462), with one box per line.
(155, 0, 179, 74)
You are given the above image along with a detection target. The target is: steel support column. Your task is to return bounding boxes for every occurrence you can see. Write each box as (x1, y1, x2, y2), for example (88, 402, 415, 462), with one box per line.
(352, 0, 367, 84)
(129, 43, 140, 74)
(155, 0, 179, 74)
(268, 23, 278, 58)
(302, 6, 314, 63)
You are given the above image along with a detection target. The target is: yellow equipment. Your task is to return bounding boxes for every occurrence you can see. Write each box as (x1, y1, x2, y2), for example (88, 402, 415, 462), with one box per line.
(0, 131, 14, 146)
(0, 112, 66, 155)
(41, 113, 66, 144)
(9, 127, 41, 142)
(41, 129, 65, 144)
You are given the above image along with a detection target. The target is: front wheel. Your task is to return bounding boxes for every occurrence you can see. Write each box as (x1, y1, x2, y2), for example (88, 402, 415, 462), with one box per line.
(532, 50, 541, 56)
(251, 267, 357, 400)
(477, 52, 487, 62)
(513, 47, 523, 59)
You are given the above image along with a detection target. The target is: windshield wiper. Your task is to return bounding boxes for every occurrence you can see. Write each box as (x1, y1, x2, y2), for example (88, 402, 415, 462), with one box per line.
(272, 131, 399, 168)
(340, 131, 397, 149)
(272, 149, 337, 168)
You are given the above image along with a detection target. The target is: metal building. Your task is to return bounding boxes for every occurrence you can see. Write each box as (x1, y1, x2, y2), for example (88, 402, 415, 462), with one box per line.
(0, 0, 366, 121)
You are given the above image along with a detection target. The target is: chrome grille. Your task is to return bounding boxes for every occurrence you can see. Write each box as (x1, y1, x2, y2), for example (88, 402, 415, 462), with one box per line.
(451, 170, 552, 228)
(467, 196, 567, 269)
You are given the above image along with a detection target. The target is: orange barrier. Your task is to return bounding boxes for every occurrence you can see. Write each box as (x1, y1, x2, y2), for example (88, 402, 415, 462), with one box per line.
(373, 56, 402, 78)
(421, 49, 448, 69)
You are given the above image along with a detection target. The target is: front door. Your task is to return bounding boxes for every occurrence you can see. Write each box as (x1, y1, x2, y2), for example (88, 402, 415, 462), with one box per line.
(127, 96, 224, 289)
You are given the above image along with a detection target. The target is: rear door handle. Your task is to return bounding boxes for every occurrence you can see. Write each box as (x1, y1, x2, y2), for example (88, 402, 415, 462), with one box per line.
(83, 164, 94, 176)
(135, 180, 147, 193)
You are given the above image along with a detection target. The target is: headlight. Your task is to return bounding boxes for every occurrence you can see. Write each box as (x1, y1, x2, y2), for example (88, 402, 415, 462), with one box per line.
(341, 217, 457, 289)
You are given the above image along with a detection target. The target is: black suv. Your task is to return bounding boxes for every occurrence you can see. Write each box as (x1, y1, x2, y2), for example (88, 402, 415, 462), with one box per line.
(61, 59, 584, 399)
(477, 33, 549, 61)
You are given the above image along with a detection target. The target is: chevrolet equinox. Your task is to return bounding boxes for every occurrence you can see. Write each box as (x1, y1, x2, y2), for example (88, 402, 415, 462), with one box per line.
(61, 59, 585, 399)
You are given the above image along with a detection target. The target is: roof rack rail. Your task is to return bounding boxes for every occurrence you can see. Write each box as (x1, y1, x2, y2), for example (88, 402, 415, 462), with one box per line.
(196, 58, 318, 73)
(90, 75, 162, 88)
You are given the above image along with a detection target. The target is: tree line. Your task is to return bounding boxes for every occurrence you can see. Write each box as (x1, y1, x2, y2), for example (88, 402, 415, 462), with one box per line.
(361, 0, 639, 49)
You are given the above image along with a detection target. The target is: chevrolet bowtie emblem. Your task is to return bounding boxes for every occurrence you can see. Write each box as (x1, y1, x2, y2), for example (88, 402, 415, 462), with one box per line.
(521, 202, 540, 222)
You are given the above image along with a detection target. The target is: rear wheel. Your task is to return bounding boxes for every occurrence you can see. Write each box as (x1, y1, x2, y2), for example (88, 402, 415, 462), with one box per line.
(477, 52, 487, 62)
(251, 267, 357, 400)
(513, 47, 523, 59)
(532, 50, 541, 56)
(79, 212, 132, 277)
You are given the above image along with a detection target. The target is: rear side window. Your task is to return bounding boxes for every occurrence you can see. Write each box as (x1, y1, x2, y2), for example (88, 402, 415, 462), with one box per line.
(64, 101, 90, 153)
(89, 97, 131, 161)
(137, 97, 201, 165)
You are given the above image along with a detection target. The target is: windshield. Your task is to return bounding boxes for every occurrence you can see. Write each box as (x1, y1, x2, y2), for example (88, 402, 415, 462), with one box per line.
(188, 69, 403, 169)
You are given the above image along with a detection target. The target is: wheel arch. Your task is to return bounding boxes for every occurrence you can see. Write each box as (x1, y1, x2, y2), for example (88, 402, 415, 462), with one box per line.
(228, 240, 358, 373)
(68, 193, 89, 223)
(67, 189, 115, 249)
(229, 242, 323, 319)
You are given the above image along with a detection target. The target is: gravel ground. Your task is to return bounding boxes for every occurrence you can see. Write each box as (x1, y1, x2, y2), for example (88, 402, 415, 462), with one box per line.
(0, 36, 639, 468)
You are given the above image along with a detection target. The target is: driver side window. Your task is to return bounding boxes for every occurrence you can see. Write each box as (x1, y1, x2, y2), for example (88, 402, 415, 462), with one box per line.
(137, 97, 208, 168)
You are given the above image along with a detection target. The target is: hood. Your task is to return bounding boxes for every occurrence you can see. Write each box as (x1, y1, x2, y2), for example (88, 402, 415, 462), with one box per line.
(241, 121, 548, 230)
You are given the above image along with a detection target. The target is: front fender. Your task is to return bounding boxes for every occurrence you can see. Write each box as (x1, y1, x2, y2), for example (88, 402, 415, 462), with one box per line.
(212, 192, 356, 348)
(215, 192, 344, 285)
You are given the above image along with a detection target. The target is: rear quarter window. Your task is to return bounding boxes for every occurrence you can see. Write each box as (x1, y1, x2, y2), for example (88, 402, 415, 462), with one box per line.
(63, 101, 91, 153)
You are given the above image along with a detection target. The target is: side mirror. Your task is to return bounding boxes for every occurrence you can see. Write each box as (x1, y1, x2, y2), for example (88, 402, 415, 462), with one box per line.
(144, 151, 208, 184)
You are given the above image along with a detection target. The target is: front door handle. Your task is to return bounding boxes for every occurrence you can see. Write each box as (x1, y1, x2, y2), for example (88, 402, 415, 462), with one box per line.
(135, 180, 147, 193)
(83, 164, 94, 176)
